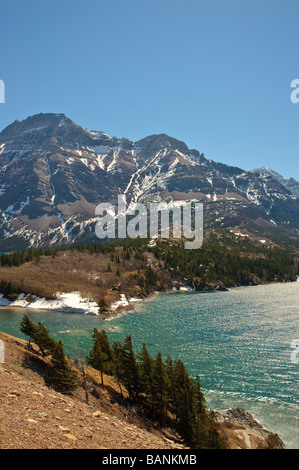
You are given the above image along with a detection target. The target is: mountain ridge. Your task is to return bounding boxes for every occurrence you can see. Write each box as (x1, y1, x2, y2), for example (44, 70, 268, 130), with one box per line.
(0, 113, 298, 249)
(250, 166, 299, 197)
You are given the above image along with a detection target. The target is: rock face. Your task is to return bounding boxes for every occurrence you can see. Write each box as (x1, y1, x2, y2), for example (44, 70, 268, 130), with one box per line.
(215, 407, 284, 449)
(0, 113, 298, 248)
(250, 167, 299, 198)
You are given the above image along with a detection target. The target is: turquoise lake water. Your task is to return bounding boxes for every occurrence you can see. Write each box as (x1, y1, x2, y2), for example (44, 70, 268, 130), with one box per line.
(0, 281, 298, 448)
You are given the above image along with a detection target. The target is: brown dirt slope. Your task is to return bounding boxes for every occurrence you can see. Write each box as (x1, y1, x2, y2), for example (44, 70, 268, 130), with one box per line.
(0, 332, 184, 449)
(0, 331, 284, 449)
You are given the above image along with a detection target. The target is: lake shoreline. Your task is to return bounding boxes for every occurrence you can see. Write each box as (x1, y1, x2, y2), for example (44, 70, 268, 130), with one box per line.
(0, 280, 298, 447)
(0, 277, 297, 320)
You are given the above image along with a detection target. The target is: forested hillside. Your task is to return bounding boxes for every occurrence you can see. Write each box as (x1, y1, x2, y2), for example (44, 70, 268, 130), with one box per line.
(0, 231, 297, 311)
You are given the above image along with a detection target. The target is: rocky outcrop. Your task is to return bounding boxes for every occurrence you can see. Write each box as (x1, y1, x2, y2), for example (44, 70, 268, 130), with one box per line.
(215, 407, 284, 449)
(250, 167, 299, 198)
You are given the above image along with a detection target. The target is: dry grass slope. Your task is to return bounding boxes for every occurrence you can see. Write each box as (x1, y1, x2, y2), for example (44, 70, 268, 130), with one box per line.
(0, 331, 284, 449)
(0, 248, 161, 308)
(0, 331, 185, 449)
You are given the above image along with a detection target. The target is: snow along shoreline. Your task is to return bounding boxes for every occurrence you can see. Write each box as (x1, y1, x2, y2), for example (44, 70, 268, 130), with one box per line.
(0, 278, 295, 318)
(0, 292, 143, 316)
(0, 283, 206, 318)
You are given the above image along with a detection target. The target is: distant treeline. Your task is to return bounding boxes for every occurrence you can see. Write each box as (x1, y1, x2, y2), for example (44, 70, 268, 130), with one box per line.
(0, 279, 22, 299)
(149, 231, 299, 286)
(0, 238, 146, 267)
(1, 232, 298, 292)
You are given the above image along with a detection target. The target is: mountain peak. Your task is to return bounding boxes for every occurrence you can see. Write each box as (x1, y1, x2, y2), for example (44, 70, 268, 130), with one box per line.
(0, 113, 298, 248)
(134, 133, 190, 156)
(250, 167, 299, 197)
(0, 113, 73, 139)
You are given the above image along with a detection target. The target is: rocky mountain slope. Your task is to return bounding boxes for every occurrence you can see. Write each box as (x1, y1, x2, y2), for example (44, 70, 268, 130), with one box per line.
(0, 331, 284, 449)
(0, 113, 298, 248)
(250, 167, 299, 197)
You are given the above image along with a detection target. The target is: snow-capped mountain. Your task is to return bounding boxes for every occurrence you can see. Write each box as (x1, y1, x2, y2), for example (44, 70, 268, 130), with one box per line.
(0, 113, 298, 248)
(250, 167, 299, 198)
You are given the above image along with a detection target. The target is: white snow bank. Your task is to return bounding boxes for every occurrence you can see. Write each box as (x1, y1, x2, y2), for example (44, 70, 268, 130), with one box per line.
(0, 292, 100, 315)
(0, 294, 12, 306)
(179, 286, 195, 291)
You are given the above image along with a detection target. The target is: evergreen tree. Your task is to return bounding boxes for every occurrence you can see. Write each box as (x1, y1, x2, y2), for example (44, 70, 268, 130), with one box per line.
(44, 340, 77, 394)
(152, 351, 168, 422)
(138, 343, 154, 397)
(86, 331, 108, 386)
(192, 375, 205, 416)
(112, 341, 126, 397)
(164, 355, 176, 413)
(20, 315, 57, 355)
(173, 359, 194, 441)
(193, 410, 226, 449)
(34, 322, 57, 357)
(97, 330, 113, 367)
(20, 314, 37, 346)
(122, 335, 140, 399)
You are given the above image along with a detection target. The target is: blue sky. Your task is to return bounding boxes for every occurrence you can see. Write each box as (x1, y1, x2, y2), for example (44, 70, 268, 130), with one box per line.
(1, 0, 299, 179)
